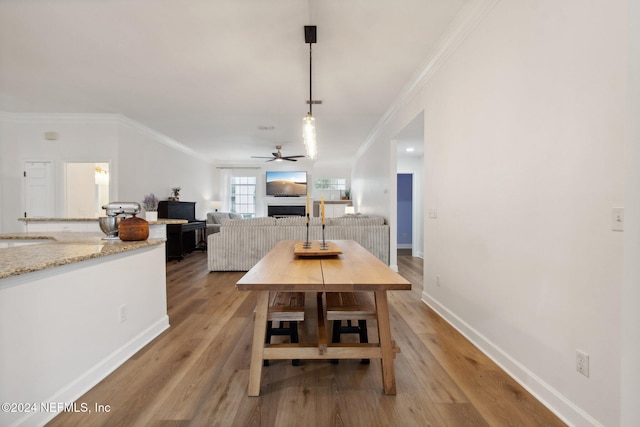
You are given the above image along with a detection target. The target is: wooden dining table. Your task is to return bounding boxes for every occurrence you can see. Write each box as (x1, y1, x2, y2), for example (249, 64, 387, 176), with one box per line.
(236, 239, 411, 396)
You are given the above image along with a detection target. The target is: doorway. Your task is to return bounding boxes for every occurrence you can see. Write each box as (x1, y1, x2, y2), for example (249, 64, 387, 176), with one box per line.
(397, 173, 413, 250)
(64, 162, 110, 217)
(24, 161, 54, 218)
(395, 112, 424, 258)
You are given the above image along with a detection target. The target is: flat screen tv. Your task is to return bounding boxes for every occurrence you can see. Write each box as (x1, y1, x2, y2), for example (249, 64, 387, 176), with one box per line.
(266, 171, 307, 196)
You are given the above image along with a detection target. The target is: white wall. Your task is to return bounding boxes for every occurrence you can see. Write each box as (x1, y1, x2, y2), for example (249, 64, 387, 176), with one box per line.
(214, 164, 351, 218)
(0, 114, 119, 232)
(352, 1, 628, 425)
(621, 0, 640, 425)
(117, 122, 214, 220)
(0, 114, 215, 232)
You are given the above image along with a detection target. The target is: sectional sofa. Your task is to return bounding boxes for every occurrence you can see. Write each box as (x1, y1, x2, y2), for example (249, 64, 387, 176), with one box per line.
(207, 215, 390, 271)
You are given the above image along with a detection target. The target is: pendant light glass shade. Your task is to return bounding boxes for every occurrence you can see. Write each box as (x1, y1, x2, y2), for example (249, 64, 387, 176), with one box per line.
(303, 114, 317, 159)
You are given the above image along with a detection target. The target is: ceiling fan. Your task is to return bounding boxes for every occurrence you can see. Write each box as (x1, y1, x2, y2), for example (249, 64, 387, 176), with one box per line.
(251, 145, 306, 162)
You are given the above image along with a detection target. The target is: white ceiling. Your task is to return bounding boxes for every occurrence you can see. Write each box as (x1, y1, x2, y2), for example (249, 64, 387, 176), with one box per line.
(0, 0, 466, 165)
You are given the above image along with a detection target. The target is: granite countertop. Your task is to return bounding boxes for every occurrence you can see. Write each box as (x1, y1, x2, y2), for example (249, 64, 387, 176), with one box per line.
(0, 232, 165, 280)
(18, 217, 188, 225)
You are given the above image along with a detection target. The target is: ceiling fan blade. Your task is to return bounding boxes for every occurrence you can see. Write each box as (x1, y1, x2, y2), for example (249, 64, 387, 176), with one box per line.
(251, 156, 274, 159)
(282, 155, 306, 159)
(284, 158, 298, 161)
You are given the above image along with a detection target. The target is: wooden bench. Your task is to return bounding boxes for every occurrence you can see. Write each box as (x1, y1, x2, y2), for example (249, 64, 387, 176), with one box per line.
(264, 291, 305, 366)
(325, 292, 377, 364)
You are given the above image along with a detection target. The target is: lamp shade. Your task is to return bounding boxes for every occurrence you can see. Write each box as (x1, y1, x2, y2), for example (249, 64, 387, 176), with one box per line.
(210, 200, 223, 211)
(303, 114, 317, 159)
(344, 206, 355, 215)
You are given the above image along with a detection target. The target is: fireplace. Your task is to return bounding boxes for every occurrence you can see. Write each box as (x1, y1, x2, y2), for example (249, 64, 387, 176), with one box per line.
(268, 205, 305, 218)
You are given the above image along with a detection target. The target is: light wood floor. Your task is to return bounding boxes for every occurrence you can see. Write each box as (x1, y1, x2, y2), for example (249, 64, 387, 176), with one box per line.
(48, 251, 565, 427)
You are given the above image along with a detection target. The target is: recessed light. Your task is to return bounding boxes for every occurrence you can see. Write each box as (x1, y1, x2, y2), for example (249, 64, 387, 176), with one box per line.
(406, 147, 415, 152)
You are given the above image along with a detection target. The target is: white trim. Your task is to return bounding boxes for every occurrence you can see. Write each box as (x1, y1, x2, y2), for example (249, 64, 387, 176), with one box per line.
(118, 115, 211, 162)
(0, 111, 209, 163)
(421, 292, 603, 427)
(356, 0, 502, 159)
(11, 317, 169, 427)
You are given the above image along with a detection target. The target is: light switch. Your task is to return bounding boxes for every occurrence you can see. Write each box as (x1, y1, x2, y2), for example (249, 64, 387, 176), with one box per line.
(612, 207, 624, 231)
(428, 209, 438, 219)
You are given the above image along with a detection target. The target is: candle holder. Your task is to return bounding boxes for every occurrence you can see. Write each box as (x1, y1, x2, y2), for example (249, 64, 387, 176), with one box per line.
(320, 223, 328, 250)
(303, 214, 312, 248)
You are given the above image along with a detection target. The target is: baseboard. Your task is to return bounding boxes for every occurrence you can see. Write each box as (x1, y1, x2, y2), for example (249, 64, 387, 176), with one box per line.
(14, 316, 170, 427)
(420, 292, 602, 427)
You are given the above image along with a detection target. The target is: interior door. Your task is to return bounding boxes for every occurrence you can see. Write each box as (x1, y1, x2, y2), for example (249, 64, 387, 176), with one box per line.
(397, 173, 413, 248)
(24, 161, 54, 218)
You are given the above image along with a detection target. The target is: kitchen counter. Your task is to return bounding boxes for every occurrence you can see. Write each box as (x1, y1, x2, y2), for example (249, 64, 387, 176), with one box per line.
(0, 232, 165, 280)
(0, 231, 169, 426)
(18, 217, 188, 224)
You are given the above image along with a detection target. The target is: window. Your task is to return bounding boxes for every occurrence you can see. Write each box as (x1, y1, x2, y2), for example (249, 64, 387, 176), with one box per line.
(231, 176, 256, 218)
(314, 178, 346, 191)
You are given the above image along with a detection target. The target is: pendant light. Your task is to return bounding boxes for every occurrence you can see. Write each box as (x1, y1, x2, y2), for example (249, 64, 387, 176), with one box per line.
(303, 25, 317, 159)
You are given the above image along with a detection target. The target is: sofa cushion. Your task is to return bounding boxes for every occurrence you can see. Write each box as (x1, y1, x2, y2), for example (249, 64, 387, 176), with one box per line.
(224, 217, 277, 227)
(329, 216, 385, 226)
(208, 212, 229, 224)
(207, 211, 243, 225)
(275, 216, 306, 226)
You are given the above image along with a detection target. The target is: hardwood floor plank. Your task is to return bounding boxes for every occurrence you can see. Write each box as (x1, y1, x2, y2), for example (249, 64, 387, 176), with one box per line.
(47, 251, 565, 427)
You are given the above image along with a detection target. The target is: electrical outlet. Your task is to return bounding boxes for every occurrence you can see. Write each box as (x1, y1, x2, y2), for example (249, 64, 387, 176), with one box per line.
(119, 304, 127, 323)
(436, 275, 441, 287)
(576, 349, 589, 377)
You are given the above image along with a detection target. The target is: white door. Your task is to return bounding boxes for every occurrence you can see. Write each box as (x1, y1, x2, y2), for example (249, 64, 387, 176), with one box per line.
(24, 161, 54, 218)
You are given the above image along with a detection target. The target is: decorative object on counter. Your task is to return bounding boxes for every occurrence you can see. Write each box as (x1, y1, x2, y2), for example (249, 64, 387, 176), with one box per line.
(143, 193, 159, 221)
(99, 202, 142, 240)
(118, 215, 149, 241)
(342, 188, 351, 200)
(98, 216, 122, 240)
(169, 186, 181, 201)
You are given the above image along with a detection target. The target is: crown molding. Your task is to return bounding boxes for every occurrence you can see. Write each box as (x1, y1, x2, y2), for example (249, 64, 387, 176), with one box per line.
(355, 0, 502, 159)
(0, 111, 121, 124)
(117, 116, 212, 163)
(0, 111, 211, 163)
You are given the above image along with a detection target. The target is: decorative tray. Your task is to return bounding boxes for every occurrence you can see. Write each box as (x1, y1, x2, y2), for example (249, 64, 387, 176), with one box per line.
(294, 241, 342, 257)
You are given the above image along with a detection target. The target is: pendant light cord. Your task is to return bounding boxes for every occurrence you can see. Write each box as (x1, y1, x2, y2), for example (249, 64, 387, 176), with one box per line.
(309, 42, 313, 116)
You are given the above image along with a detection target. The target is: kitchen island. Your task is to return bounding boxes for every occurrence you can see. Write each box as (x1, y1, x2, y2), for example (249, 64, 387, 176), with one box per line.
(0, 233, 169, 427)
(17, 217, 187, 239)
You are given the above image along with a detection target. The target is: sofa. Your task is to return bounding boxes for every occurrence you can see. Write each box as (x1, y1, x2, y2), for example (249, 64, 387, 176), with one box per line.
(207, 215, 390, 271)
(206, 211, 243, 237)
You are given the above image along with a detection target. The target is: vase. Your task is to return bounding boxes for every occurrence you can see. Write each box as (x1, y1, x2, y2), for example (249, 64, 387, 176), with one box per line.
(145, 211, 158, 222)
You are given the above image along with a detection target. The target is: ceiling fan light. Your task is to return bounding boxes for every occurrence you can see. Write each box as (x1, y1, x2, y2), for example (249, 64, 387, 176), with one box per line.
(303, 114, 317, 159)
